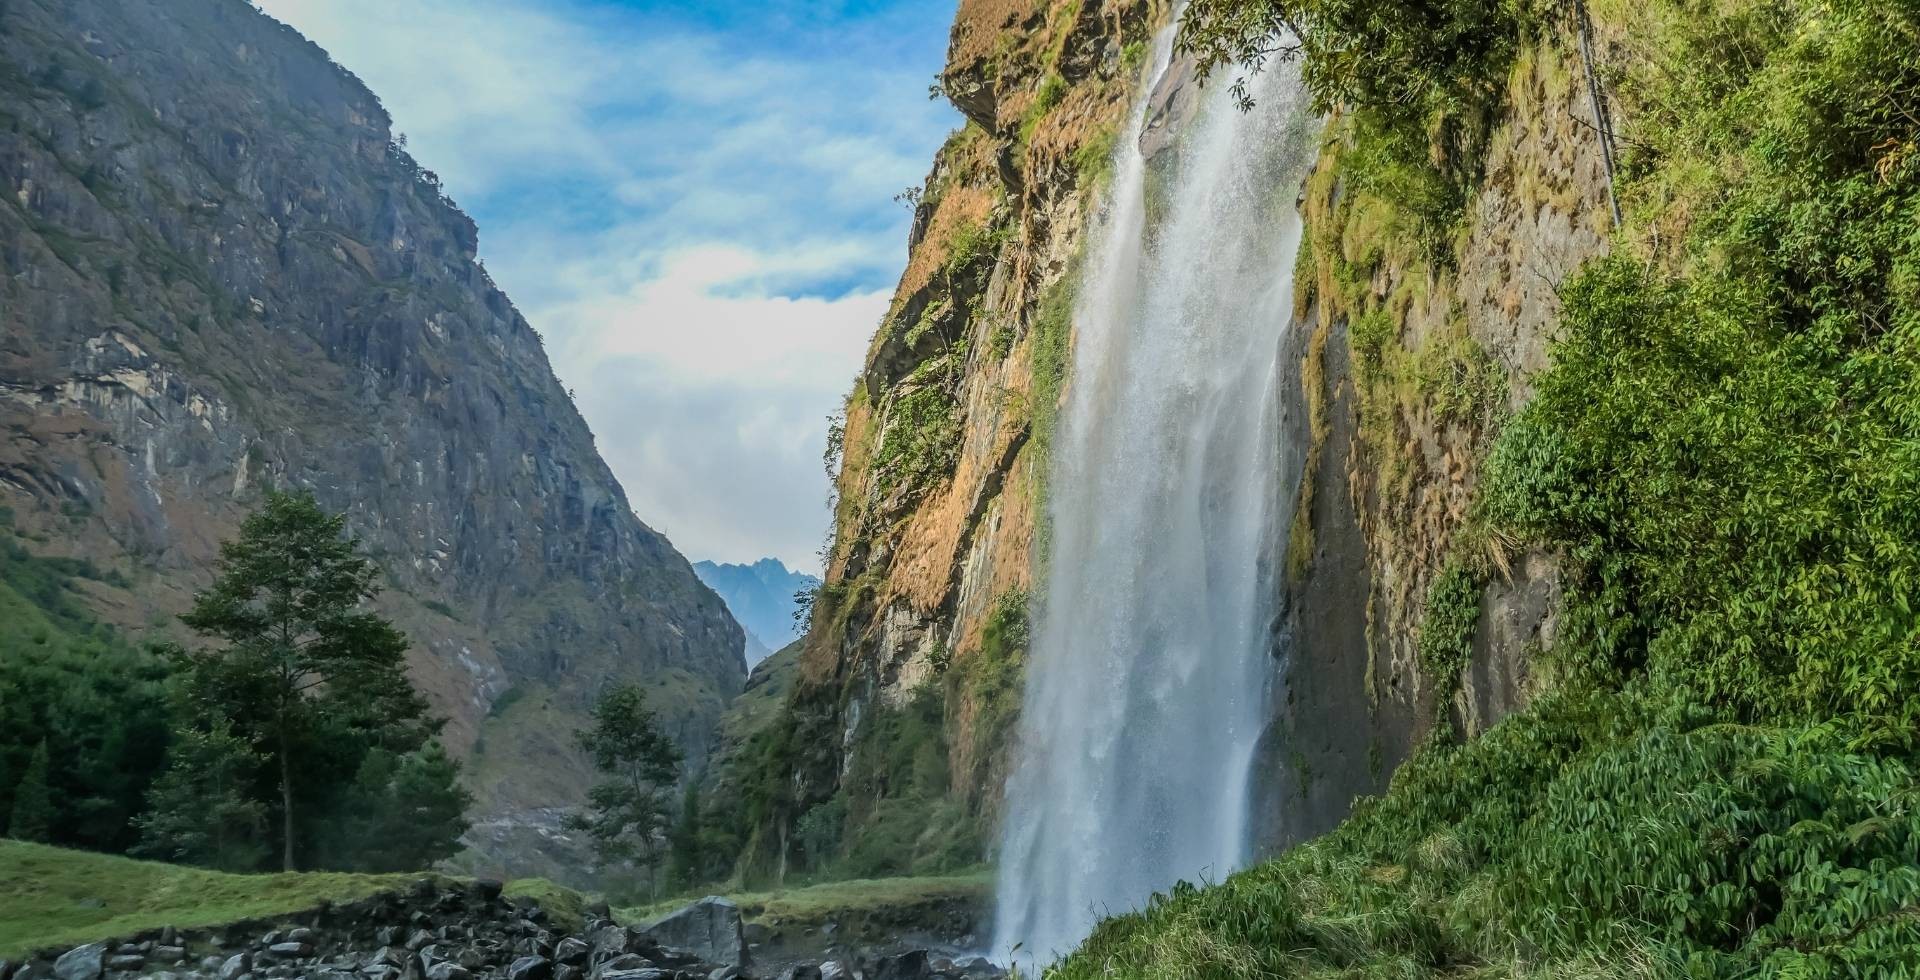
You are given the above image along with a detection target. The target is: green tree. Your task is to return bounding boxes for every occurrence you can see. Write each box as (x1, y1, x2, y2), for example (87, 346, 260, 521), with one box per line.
(1177, 0, 1525, 120)
(131, 722, 269, 871)
(178, 490, 437, 870)
(319, 744, 474, 872)
(567, 684, 681, 896)
(7, 740, 52, 842)
(0, 524, 172, 852)
(666, 781, 704, 889)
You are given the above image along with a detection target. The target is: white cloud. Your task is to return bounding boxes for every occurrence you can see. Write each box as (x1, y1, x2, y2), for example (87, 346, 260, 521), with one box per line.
(256, 0, 956, 573)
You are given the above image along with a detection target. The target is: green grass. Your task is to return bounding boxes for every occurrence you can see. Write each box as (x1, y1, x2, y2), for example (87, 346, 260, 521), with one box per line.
(617, 870, 992, 927)
(719, 641, 801, 747)
(0, 843, 603, 958)
(0, 841, 422, 958)
(501, 878, 592, 934)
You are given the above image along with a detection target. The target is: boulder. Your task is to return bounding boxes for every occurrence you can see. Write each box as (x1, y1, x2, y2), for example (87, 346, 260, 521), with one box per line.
(590, 926, 630, 958)
(640, 898, 745, 968)
(367, 948, 408, 970)
(819, 963, 848, 980)
(424, 964, 471, 980)
(102, 955, 144, 973)
(52, 945, 104, 980)
(648, 949, 701, 969)
(949, 957, 998, 978)
(871, 951, 929, 980)
(553, 938, 590, 967)
(594, 954, 652, 976)
(508, 957, 554, 980)
(775, 966, 822, 980)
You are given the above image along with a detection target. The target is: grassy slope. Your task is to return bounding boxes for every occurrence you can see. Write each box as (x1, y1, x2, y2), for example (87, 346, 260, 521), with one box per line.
(0, 841, 604, 959)
(720, 641, 801, 750)
(0, 840, 980, 960)
(0, 841, 420, 958)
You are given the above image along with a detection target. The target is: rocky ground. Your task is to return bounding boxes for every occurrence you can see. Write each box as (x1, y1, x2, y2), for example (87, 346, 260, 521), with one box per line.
(0, 880, 1008, 980)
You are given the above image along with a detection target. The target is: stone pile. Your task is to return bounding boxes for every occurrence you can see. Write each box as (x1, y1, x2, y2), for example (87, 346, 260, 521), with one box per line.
(0, 884, 1006, 980)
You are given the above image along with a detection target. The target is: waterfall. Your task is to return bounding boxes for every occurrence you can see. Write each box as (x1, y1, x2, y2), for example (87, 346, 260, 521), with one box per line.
(991, 27, 1319, 964)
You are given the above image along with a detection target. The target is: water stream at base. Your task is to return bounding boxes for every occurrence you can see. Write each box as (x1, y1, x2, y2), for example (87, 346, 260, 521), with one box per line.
(990, 27, 1319, 964)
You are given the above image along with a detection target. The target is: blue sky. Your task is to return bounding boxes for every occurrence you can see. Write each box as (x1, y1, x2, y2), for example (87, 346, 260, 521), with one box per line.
(256, 0, 959, 573)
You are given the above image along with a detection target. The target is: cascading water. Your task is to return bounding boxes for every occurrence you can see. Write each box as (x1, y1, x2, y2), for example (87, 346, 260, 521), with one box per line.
(992, 27, 1319, 964)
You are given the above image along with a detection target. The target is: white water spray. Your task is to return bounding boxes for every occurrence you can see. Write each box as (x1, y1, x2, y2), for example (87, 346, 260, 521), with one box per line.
(992, 29, 1318, 963)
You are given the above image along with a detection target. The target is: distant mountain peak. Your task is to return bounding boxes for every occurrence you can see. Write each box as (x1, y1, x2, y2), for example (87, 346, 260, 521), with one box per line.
(694, 558, 821, 664)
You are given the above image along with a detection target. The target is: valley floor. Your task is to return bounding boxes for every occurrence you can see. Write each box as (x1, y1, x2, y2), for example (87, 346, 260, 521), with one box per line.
(0, 842, 989, 966)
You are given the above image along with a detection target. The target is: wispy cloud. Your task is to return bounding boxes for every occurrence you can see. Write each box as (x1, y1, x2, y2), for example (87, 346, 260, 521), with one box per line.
(256, 0, 956, 572)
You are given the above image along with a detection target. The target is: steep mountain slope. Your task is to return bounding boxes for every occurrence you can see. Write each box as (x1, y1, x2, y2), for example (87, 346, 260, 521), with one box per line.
(0, 0, 744, 867)
(693, 558, 819, 663)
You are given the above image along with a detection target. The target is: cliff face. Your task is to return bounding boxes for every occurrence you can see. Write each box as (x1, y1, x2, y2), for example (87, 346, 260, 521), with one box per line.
(1255, 31, 1616, 847)
(0, 0, 744, 870)
(759, 0, 1616, 873)
(736, 0, 1163, 870)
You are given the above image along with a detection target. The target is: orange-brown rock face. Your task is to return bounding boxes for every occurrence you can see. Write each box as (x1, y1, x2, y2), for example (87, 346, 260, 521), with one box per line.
(737, 0, 1165, 873)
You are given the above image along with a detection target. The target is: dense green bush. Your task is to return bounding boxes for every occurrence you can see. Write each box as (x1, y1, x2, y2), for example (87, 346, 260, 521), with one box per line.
(0, 529, 171, 854)
(1059, 687, 1920, 977)
(1482, 0, 1920, 730)
(873, 347, 966, 504)
(1416, 563, 1479, 692)
(1504, 724, 1920, 969)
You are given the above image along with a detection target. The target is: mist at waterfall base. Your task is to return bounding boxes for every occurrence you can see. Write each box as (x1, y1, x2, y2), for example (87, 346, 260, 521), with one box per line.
(990, 37, 1320, 965)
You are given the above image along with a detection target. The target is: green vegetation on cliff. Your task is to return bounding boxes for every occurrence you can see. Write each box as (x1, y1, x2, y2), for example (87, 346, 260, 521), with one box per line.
(1056, 0, 1920, 975)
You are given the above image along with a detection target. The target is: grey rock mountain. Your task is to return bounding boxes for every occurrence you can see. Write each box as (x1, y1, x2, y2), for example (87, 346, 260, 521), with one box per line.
(692, 558, 820, 664)
(0, 0, 744, 870)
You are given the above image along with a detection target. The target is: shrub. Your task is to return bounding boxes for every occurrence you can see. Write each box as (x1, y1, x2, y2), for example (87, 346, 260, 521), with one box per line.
(1417, 564, 1479, 692)
(872, 356, 964, 504)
